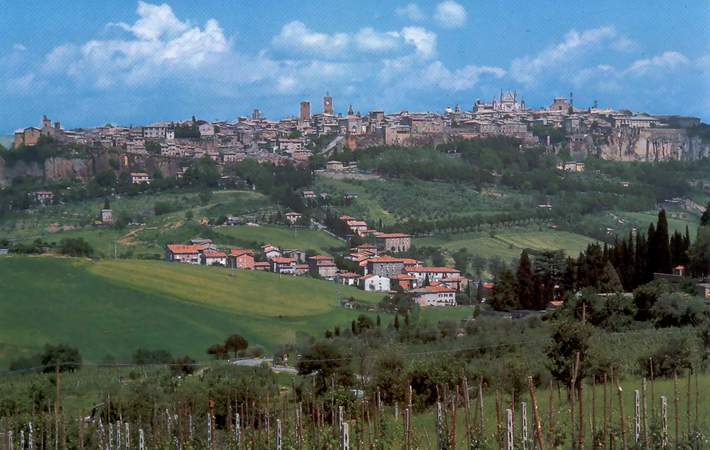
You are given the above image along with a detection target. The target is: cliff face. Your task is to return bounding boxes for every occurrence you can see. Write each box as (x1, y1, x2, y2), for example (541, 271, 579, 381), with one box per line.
(596, 128, 710, 161)
(44, 157, 93, 182)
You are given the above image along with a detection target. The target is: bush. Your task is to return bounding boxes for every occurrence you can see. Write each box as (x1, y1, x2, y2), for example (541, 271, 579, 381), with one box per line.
(59, 237, 93, 257)
(640, 337, 693, 377)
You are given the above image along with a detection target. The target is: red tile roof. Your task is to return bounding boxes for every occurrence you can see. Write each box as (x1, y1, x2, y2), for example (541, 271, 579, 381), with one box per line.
(230, 248, 255, 256)
(203, 250, 227, 258)
(367, 256, 404, 264)
(166, 244, 201, 254)
(408, 266, 460, 273)
(410, 285, 456, 294)
(375, 232, 411, 238)
(271, 256, 296, 264)
(309, 255, 334, 261)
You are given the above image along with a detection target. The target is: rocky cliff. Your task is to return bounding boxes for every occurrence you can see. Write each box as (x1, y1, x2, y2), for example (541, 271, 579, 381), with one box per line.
(596, 127, 710, 161)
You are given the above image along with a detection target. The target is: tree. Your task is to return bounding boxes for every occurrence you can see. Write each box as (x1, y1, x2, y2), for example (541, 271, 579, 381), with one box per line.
(690, 226, 710, 276)
(490, 268, 517, 311)
(372, 351, 406, 404)
(103, 197, 111, 209)
(145, 141, 161, 155)
(654, 209, 672, 274)
(59, 237, 93, 257)
(224, 334, 249, 358)
(599, 261, 623, 293)
(296, 341, 352, 394)
(207, 344, 228, 360)
(516, 250, 536, 309)
(40, 344, 82, 373)
(701, 202, 710, 227)
(132, 348, 173, 365)
(393, 314, 400, 331)
(546, 321, 594, 389)
(170, 355, 196, 376)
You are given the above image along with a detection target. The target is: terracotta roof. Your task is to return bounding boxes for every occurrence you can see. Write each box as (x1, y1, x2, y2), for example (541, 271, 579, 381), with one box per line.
(338, 272, 360, 278)
(254, 261, 270, 267)
(309, 255, 334, 261)
(203, 251, 227, 258)
(355, 243, 376, 249)
(346, 220, 368, 227)
(339, 215, 354, 220)
(408, 266, 460, 273)
(271, 257, 296, 264)
(375, 232, 411, 238)
(400, 258, 420, 265)
(367, 256, 404, 264)
(285, 212, 302, 216)
(230, 248, 255, 256)
(410, 285, 456, 294)
(391, 274, 416, 280)
(166, 244, 201, 254)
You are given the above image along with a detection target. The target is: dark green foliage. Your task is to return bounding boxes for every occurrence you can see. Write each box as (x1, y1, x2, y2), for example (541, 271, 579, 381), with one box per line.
(169, 355, 196, 376)
(59, 237, 93, 257)
(516, 250, 536, 309)
(650, 293, 708, 328)
(640, 337, 693, 377)
(296, 341, 352, 394)
(132, 348, 173, 365)
(39, 344, 82, 373)
(181, 156, 219, 188)
(144, 141, 161, 154)
(224, 333, 249, 358)
(546, 320, 594, 389)
(490, 267, 516, 311)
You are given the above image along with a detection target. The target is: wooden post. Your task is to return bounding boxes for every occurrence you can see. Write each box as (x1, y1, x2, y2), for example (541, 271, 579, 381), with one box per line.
(686, 369, 691, 441)
(437, 402, 445, 450)
(673, 372, 679, 449)
(463, 376, 471, 446)
(527, 377, 545, 450)
(125, 422, 129, 450)
(340, 422, 349, 450)
(602, 373, 609, 447)
(577, 378, 584, 450)
(649, 358, 656, 420)
(478, 378, 485, 440)
(495, 390, 503, 450)
(276, 419, 282, 450)
(28, 422, 33, 450)
(138, 429, 144, 450)
(634, 390, 641, 445)
(615, 376, 627, 450)
(642, 378, 648, 449)
(505, 409, 513, 450)
(520, 401, 528, 450)
(661, 396, 668, 449)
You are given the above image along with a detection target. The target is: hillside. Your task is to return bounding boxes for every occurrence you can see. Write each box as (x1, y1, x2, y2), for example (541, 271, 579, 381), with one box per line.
(0, 256, 384, 367)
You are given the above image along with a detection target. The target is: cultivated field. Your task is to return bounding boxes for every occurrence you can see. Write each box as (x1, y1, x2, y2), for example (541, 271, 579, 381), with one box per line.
(0, 256, 383, 367)
(418, 228, 597, 261)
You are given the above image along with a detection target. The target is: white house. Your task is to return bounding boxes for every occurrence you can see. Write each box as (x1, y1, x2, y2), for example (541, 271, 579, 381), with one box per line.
(410, 285, 457, 307)
(201, 250, 227, 266)
(360, 274, 390, 292)
(165, 244, 201, 264)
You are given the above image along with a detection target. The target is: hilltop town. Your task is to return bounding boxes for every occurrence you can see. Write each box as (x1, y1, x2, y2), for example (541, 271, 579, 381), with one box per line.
(6, 92, 709, 187)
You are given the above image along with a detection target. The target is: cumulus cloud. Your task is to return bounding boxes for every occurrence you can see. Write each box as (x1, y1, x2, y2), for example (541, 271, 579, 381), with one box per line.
(396, 3, 426, 22)
(510, 26, 620, 85)
(272, 21, 350, 58)
(422, 61, 504, 90)
(434, 1, 467, 29)
(401, 26, 437, 58)
(354, 28, 402, 53)
(624, 51, 689, 76)
(109, 1, 189, 40)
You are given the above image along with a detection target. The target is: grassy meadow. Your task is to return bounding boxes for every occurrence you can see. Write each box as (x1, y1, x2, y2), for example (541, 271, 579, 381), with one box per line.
(418, 227, 597, 261)
(0, 256, 384, 367)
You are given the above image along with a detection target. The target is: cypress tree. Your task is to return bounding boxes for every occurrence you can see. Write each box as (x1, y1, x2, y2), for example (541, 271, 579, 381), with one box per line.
(701, 202, 710, 227)
(516, 250, 536, 309)
(634, 232, 650, 286)
(376, 314, 381, 327)
(655, 209, 672, 273)
(646, 223, 657, 277)
(393, 314, 400, 331)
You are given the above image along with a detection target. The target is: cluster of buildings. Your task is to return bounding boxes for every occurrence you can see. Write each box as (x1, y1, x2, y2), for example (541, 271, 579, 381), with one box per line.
(12, 93, 703, 178)
(164, 216, 468, 307)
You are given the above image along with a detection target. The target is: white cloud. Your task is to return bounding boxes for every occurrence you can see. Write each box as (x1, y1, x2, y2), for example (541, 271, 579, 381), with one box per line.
(110, 1, 189, 40)
(422, 61, 505, 90)
(12, 43, 27, 52)
(396, 3, 426, 22)
(401, 26, 437, 58)
(434, 1, 467, 29)
(272, 21, 350, 58)
(510, 26, 619, 85)
(624, 51, 689, 76)
(354, 28, 402, 53)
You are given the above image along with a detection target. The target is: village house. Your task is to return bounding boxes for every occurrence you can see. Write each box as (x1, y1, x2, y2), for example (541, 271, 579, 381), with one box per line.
(410, 284, 457, 307)
(366, 256, 405, 277)
(101, 208, 114, 225)
(228, 248, 255, 270)
(130, 172, 151, 184)
(346, 219, 368, 236)
(308, 255, 338, 279)
(360, 274, 391, 292)
(201, 250, 228, 266)
(282, 249, 307, 263)
(254, 261, 271, 271)
(165, 244, 201, 264)
(326, 160, 345, 172)
(295, 263, 310, 276)
(390, 273, 418, 291)
(336, 272, 360, 286)
(302, 190, 317, 199)
(30, 191, 54, 205)
(271, 256, 297, 274)
(375, 233, 412, 253)
(406, 266, 462, 287)
(285, 212, 303, 224)
(262, 244, 282, 260)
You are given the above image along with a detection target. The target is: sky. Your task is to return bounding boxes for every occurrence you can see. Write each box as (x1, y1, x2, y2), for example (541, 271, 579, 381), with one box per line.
(0, 1, 708, 132)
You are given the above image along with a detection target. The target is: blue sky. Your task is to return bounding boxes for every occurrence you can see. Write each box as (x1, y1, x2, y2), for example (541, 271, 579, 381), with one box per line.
(1, 1, 708, 132)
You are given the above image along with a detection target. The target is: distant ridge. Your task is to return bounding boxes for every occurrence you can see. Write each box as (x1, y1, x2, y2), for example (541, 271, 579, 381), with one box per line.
(0, 135, 12, 149)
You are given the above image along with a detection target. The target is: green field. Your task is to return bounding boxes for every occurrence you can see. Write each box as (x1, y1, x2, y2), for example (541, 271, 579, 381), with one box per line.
(217, 224, 344, 253)
(315, 176, 532, 225)
(419, 228, 597, 261)
(0, 256, 384, 367)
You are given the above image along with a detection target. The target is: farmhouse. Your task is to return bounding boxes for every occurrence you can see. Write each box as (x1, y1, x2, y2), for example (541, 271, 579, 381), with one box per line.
(410, 284, 457, 307)
(254, 262, 270, 271)
(375, 233, 412, 253)
(130, 172, 151, 184)
(360, 274, 391, 292)
(346, 219, 368, 236)
(262, 244, 282, 260)
(271, 256, 296, 274)
(201, 250, 228, 266)
(406, 266, 462, 286)
(30, 191, 54, 205)
(336, 272, 360, 286)
(366, 256, 405, 278)
(228, 248, 255, 270)
(285, 212, 302, 224)
(308, 255, 338, 279)
(390, 273, 418, 290)
(165, 244, 201, 264)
